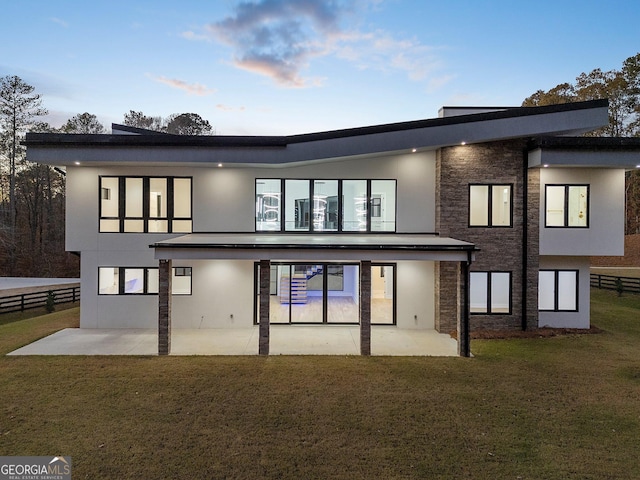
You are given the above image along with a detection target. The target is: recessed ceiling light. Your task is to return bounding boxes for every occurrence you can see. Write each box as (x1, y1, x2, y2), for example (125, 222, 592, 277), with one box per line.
(218, 163, 222, 167)
(543, 164, 549, 168)
(411, 148, 417, 153)
(74, 161, 81, 165)
(460, 141, 466, 146)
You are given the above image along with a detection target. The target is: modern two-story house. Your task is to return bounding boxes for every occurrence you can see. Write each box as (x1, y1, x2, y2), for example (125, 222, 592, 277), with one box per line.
(24, 99, 640, 356)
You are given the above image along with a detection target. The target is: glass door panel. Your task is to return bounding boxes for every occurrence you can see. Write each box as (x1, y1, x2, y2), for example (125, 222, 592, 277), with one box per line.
(313, 180, 338, 231)
(291, 264, 323, 323)
(327, 265, 359, 324)
(372, 265, 394, 324)
(285, 180, 310, 231)
(342, 180, 367, 231)
(271, 265, 291, 324)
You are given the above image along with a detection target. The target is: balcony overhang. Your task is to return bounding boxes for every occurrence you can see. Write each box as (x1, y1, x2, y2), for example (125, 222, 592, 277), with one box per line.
(151, 233, 476, 262)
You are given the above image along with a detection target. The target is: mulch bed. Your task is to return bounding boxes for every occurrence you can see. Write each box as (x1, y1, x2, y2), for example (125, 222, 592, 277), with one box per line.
(450, 326, 604, 340)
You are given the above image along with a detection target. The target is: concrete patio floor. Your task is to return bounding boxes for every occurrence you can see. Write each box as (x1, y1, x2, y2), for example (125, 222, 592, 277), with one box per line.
(8, 326, 459, 356)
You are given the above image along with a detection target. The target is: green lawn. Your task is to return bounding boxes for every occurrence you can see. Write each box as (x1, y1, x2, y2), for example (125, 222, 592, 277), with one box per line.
(1, 291, 640, 479)
(591, 266, 640, 278)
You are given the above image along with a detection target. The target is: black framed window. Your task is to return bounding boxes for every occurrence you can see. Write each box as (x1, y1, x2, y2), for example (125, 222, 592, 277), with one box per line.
(469, 184, 512, 227)
(545, 185, 589, 228)
(538, 270, 578, 311)
(99, 176, 192, 233)
(470, 271, 512, 314)
(255, 179, 396, 233)
(98, 267, 192, 295)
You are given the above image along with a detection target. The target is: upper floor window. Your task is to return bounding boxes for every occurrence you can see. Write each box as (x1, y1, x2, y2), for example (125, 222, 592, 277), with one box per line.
(469, 184, 512, 227)
(470, 271, 512, 314)
(100, 176, 192, 233)
(545, 185, 588, 228)
(538, 270, 578, 311)
(255, 179, 396, 233)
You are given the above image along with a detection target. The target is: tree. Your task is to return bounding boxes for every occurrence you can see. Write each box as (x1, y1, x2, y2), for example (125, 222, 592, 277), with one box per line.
(123, 110, 163, 131)
(0, 75, 47, 274)
(522, 53, 640, 138)
(122, 111, 215, 135)
(61, 112, 106, 134)
(165, 113, 214, 135)
(522, 53, 640, 234)
(523, 82, 576, 107)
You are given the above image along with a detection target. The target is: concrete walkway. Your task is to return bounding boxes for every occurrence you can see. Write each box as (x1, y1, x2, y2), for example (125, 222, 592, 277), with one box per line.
(8, 326, 458, 356)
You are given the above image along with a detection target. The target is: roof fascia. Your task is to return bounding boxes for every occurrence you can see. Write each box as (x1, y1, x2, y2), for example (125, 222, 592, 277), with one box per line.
(24, 100, 610, 167)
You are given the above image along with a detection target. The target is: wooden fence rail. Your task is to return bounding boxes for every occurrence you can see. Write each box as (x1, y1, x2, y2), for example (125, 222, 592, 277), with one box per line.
(0, 286, 81, 314)
(590, 274, 640, 295)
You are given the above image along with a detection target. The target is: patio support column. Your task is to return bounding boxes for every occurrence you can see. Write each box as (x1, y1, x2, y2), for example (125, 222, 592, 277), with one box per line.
(259, 259, 270, 355)
(458, 259, 471, 357)
(360, 260, 372, 356)
(158, 259, 172, 355)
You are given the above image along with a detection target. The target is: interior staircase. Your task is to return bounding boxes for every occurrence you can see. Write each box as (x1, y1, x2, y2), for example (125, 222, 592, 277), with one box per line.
(279, 265, 323, 304)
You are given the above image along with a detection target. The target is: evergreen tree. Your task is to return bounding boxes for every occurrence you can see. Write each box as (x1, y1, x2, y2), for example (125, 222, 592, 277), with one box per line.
(0, 75, 47, 273)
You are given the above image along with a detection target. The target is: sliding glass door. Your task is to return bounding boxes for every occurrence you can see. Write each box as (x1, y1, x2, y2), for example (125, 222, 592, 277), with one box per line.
(255, 263, 395, 325)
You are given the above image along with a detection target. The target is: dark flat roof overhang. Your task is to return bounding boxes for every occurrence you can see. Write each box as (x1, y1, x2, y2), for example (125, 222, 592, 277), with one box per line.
(24, 99, 608, 149)
(151, 233, 477, 262)
(528, 136, 640, 169)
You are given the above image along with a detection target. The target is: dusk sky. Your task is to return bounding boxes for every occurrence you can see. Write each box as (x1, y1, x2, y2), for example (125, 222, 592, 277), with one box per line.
(1, 0, 639, 135)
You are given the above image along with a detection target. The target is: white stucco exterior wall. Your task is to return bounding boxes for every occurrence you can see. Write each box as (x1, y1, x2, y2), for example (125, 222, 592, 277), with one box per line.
(539, 168, 625, 256)
(538, 256, 591, 329)
(172, 260, 255, 328)
(193, 151, 437, 233)
(65, 152, 438, 329)
(396, 261, 435, 329)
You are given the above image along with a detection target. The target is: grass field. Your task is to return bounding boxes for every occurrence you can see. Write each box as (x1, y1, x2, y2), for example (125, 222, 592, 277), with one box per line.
(1, 290, 640, 479)
(591, 266, 640, 278)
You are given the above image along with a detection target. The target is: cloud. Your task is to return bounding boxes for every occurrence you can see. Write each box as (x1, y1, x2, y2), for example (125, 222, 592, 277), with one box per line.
(185, 0, 447, 89)
(50, 17, 69, 28)
(426, 74, 456, 93)
(329, 29, 444, 81)
(182, 30, 212, 42)
(202, 0, 344, 87)
(148, 75, 216, 96)
(216, 104, 246, 112)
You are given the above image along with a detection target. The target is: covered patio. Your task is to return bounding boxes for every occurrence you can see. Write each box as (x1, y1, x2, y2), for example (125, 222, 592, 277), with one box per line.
(152, 233, 475, 357)
(8, 325, 458, 356)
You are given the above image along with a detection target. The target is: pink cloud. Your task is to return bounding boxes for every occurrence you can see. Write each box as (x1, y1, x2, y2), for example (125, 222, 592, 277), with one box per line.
(150, 75, 216, 96)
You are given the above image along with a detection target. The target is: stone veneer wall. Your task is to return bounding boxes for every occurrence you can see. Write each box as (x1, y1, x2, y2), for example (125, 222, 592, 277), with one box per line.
(526, 168, 540, 330)
(435, 140, 539, 331)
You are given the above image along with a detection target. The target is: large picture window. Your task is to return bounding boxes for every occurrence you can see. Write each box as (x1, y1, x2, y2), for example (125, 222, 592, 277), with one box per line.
(99, 267, 192, 295)
(538, 270, 578, 311)
(99, 176, 192, 233)
(470, 271, 511, 314)
(545, 185, 588, 228)
(256, 179, 282, 231)
(256, 179, 396, 233)
(469, 184, 512, 227)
